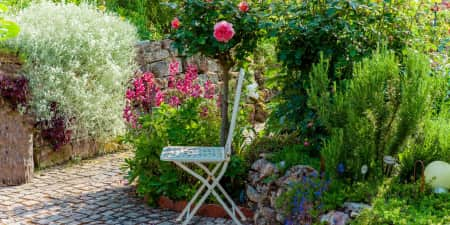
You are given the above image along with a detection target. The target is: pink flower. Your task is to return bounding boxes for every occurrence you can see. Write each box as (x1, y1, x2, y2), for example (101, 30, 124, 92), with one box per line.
(168, 76, 176, 89)
(200, 106, 209, 118)
(133, 78, 145, 99)
(238, 1, 249, 12)
(304, 141, 310, 147)
(213, 21, 235, 43)
(204, 80, 215, 99)
(123, 103, 137, 127)
(169, 96, 181, 107)
(185, 64, 198, 81)
(142, 72, 154, 86)
(125, 89, 135, 100)
(169, 60, 179, 77)
(190, 84, 202, 98)
(176, 79, 189, 94)
(216, 94, 222, 109)
(155, 90, 165, 106)
(171, 17, 180, 29)
(307, 122, 314, 128)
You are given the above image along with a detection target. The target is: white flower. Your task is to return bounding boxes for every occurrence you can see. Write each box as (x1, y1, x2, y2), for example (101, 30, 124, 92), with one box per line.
(247, 82, 259, 99)
(8, 1, 138, 140)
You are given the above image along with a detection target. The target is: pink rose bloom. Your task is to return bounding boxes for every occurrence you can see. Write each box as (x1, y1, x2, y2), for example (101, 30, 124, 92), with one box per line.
(304, 141, 310, 147)
(213, 21, 235, 43)
(171, 18, 180, 29)
(238, 1, 249, 12)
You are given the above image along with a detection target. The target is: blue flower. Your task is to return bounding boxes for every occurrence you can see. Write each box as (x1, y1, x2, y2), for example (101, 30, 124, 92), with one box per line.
(337, 163, 345, 174)
(314, 190, 322, 197)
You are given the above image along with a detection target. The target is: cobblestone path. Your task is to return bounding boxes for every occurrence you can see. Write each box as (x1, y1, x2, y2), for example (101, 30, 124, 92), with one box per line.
(0, 151, 235, 225)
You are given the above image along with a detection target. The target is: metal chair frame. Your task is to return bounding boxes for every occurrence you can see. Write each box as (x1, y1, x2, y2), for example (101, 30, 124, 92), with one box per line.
(160, 68, 246, 225)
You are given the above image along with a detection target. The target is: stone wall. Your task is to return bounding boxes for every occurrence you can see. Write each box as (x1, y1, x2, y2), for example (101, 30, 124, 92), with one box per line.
(0, 97, 34, 186)
(33, 137, 124, 169)
(135, 39, 221, 85)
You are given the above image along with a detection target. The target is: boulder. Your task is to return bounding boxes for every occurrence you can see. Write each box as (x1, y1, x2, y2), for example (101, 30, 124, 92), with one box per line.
(320, 211, 350, 225)
(246, 184, 261, 203)
(343, 202, 372, 218)
(275, 165, 318, 186)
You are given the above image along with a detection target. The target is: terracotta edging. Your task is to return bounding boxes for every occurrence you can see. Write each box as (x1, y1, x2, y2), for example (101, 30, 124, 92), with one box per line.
(158, 196, 254, 219)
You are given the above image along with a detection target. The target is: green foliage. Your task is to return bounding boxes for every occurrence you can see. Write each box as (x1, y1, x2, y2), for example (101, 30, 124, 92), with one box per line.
(270, 0, 410, 75)
(101, 0, 178, 40)
(244, 132, 301, 164)
(125, 99, 220, 203)
(4, 1, 138, 141)
(171, 0, 264, 61)
(0, 3, 19, 41)
(353, 179, 450, 225)
(308, 49, 435, 181)
(4, 0, 178, 40)
(125, 97, 249, 203)
(399, 101, 450, 182)
(321, 180, 380, 211)
(170, 0, 266, 146)
(268, 145, 320, 174)
(266, 0, 413, 137)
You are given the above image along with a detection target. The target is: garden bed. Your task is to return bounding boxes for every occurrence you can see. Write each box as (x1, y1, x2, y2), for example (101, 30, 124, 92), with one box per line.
(157, 196, 254, 219)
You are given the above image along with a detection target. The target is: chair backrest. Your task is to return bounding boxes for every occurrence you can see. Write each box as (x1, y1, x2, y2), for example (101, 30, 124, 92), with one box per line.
(225, 68, 245, 156)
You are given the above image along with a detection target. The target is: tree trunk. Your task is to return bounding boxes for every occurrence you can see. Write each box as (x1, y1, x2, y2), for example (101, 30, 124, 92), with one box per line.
(218, 55, 234, 146)
(220, 69, 229, 146)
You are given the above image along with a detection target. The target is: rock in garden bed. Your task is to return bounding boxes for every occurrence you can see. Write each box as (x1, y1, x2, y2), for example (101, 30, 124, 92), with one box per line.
(246, 159, 320, 225)
(245, 159, 372, 225)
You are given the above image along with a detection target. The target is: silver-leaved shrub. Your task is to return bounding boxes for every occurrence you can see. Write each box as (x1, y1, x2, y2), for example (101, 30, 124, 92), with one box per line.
(7, 1, 138, 140)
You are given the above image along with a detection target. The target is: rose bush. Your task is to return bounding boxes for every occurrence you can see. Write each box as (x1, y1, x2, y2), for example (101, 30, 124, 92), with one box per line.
(170, 0, 265, 145)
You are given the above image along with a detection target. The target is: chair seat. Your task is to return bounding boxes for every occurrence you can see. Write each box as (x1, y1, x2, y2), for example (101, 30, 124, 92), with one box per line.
(160, 146, 226, 162)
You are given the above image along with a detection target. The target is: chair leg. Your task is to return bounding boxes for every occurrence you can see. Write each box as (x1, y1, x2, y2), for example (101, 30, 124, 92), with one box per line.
(176, 183, 206, 222)
(174, 162, 244, 225)
(177, 163, 222, 222)
(195, 163, 247, 221)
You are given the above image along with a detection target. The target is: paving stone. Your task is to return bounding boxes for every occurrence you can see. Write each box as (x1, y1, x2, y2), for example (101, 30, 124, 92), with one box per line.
(0, 151, 241, 225)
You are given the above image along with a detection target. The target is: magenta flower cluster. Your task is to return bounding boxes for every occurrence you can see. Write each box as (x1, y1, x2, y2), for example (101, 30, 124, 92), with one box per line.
(123, 60, 217, 127)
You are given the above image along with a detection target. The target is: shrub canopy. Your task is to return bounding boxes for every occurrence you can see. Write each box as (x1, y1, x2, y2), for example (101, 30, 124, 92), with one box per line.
(6, 1, 138, 140)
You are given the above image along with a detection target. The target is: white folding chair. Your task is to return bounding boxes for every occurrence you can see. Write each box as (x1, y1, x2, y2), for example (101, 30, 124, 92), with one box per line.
(160, 68, 247, 225)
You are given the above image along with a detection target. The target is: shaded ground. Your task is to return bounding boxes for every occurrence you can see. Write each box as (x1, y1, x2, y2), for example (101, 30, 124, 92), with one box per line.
(0, 151, 235, 225)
